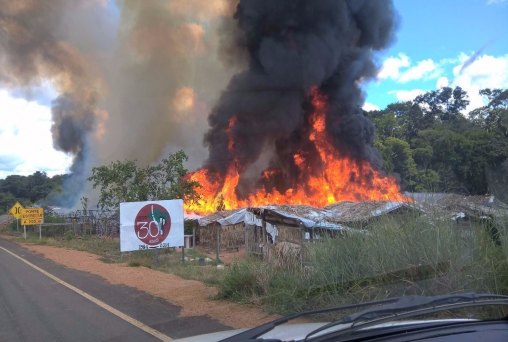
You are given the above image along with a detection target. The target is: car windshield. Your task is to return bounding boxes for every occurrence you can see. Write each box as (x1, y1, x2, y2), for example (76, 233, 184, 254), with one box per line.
(0, 1, 507, 341)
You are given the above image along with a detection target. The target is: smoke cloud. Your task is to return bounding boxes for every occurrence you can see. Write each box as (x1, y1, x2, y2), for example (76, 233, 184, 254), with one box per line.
(203, 0, 398, 195)
(1, 0, 399, 206)
(0, 0, 236, 206)
(0, 0, 103, 156)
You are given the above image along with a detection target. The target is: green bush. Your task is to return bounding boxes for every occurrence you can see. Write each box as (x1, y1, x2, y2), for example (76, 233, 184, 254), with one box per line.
(217, 260, 265, 303)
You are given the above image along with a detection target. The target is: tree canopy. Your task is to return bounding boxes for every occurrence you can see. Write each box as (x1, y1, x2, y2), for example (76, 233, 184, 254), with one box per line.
(0, 171, 64, 214)
(88, 150, 200, 210)
(367, 87, 508, 200)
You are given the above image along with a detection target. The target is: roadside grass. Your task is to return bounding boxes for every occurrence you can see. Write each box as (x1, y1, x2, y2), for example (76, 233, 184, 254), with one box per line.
(218, 211, 508, 314)
(0, 224, 224, 286)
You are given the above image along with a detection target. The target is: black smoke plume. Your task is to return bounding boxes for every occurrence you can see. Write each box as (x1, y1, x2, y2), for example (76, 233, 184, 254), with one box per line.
(204, 0, 398, 195)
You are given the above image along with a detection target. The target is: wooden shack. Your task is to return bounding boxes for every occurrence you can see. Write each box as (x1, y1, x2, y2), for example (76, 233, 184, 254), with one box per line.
(245, 205, 352, 268)
(409, 193, 508, 245)
(197, 209, 246, 251)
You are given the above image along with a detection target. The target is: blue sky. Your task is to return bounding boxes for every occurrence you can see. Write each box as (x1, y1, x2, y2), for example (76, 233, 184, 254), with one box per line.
(365, 0, 508, 110)
(0, 0, 507, 178)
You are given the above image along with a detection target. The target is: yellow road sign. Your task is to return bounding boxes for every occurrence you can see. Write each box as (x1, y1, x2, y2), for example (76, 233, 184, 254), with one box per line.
(9, 201, 24, 219)
(21, 208, 44, 225)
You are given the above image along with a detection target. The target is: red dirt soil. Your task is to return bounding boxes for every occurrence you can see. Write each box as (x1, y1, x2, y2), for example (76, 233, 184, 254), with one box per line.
(16, 242, 278, 329)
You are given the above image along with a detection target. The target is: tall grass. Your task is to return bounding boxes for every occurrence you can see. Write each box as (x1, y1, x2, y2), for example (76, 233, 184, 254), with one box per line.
(219, 212, 508, 314)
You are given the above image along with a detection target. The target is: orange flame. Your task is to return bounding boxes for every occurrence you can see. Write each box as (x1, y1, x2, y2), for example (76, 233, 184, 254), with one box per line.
(185, 87, 409, 215)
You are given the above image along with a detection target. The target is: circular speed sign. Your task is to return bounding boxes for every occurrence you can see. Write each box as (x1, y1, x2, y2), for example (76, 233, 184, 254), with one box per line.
(134, 204, 171, 245)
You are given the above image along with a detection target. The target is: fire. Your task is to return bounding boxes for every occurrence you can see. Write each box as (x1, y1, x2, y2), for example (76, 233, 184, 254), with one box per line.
(185, 87, 409, 215)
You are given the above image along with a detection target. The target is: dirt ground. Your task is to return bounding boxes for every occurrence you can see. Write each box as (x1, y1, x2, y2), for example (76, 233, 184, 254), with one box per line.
(194, 245, 247, 265)
(15, 242, 278, 329)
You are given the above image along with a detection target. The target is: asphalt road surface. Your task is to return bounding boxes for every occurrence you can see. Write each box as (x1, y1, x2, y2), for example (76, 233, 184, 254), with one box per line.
(0, 238, 230, 341)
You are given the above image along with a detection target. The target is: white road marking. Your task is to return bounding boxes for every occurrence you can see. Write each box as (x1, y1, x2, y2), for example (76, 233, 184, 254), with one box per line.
(0, 246, 173, 341)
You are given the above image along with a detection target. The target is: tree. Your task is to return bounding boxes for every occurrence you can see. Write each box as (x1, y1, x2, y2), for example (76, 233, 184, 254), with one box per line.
(378, 137, 417, 190)
(0, 172, 64, 213)
(470, 89, 508, 136)
(414, 86, 469, 122)
(0, 192, 16, 214)
(146, 151, 200, 202)
(88, 150, 200, 210)
(365, 87, 508, 195)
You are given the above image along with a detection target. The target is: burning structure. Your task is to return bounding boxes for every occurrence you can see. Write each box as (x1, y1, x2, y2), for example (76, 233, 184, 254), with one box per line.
(186, 0, 407, 214)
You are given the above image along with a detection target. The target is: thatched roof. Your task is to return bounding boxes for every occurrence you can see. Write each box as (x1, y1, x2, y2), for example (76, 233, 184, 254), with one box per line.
(407, 193, 508, 219)
(197, 193, 508, 229)
(248, 201, 419, 229)
(249, 205, 349, 230)
(324, 201, 420, 223)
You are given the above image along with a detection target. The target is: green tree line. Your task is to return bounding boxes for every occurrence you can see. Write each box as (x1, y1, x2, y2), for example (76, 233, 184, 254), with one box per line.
(367, 87, 508, 201)
(0, 171, 65, 214)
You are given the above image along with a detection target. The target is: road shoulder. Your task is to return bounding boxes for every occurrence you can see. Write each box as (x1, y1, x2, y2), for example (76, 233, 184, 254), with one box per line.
(0, 236, 277, 331)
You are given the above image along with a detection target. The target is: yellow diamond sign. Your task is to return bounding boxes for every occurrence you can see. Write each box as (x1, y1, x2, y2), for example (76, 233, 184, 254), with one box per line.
(8, 201, 24, 219)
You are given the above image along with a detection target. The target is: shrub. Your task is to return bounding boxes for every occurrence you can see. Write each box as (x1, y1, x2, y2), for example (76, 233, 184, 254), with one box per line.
(217, 260, 265, 303)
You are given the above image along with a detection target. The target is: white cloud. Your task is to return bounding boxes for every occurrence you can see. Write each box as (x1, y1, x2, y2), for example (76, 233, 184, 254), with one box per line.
(378, 54, 445, 84)
(378, 53, 508, 111)
(0, 90, 72, 178)
(362, 102, 380, 111)
(377, 53, 410, 80)
(399, 59, 442, 83)
(436, 76, 450, 89)
(487, 0, 508, 5)
(451, 53, 508, 111)
(389, 89, 426, 102)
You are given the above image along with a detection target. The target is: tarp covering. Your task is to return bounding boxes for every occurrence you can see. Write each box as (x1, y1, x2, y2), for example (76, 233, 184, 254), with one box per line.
(198, 208, 246, 227)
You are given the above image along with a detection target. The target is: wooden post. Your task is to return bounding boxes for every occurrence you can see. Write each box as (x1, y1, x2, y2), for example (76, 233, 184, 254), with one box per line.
(245, 225, 249, 255)
(261, 219, 267, 244)
(23, 225, 26, 240)
(39, 224, 42, 240)
(216, 223, 220, 263)
(300, 222, 305, 268)
(153, 249, 160, 266)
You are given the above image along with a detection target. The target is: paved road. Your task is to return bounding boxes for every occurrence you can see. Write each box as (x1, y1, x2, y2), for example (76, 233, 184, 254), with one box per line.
(0, 238, 230, 341)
